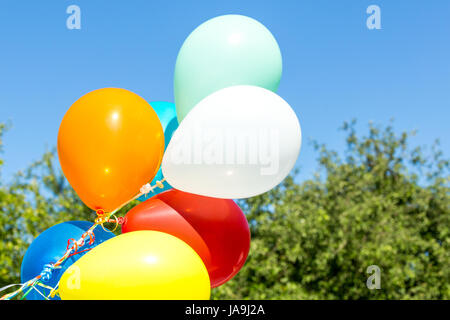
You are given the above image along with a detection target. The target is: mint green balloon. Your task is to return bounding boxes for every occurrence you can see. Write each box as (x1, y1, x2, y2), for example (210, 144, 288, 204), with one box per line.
(174, 14, 282, 122)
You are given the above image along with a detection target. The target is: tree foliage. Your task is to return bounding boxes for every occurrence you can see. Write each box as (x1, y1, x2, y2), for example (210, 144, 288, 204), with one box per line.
(213, 121, 449, 299)
(0, 121, 449, 299)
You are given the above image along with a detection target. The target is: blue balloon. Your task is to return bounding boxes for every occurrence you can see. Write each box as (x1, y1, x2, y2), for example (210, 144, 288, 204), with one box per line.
(138, 101, 178, 201)
(20, 221, 115, 300)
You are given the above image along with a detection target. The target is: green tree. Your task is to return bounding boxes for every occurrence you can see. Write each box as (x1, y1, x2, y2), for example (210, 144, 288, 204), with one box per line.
(0, 121, 449, 299)
(213, 121, 449, 299)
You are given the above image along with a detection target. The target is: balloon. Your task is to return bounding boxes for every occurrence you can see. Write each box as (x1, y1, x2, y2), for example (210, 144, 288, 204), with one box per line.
(20, 221, 115, 300)
(138, 101, 178, 201)
(57, 88, 164, 212)
(122, 189, 250, 288)
(174, 14, 282, 122)
(59, 231, 210, 300)
(162, 85, 301, 199)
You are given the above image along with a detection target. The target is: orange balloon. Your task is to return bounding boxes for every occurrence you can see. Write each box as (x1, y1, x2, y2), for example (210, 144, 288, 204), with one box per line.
(57, 88, 164, 212)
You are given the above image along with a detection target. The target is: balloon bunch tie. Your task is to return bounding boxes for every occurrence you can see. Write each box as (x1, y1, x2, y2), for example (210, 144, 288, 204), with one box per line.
(67, 238, 82, 252)
(84, 229, 96, 245)
(140, 183, 153, 194)
(139, 178, 166, 197)
(39, 264, 55, 282)
(66, 236, 93, 258)
(94, 209, 121, 232)
(95, 209, 106, 221)
(95, 209, 110, 225)
(155, 180, 165, 189)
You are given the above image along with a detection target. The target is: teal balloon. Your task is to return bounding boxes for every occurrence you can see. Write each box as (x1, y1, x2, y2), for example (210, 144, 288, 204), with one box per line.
(150, 101, 179, 150)
(174, 14, 282, 122)
(138, 101, 178, 201)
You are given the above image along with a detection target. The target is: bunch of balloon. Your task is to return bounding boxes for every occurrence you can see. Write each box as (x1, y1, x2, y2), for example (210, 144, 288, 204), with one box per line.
(122, 14, 301, 293)
(1, 14, 301, 301)
(164, 14, 301, 198)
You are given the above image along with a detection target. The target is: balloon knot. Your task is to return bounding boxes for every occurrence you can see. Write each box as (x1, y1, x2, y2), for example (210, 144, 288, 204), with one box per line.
(40, 264, 54, 282)
(82, 229, 96, 245)
(140, 183, 152, 194)
(95, 209, 111, 225)
(67, 237, 85, 253)
(155, 180, 165, 189)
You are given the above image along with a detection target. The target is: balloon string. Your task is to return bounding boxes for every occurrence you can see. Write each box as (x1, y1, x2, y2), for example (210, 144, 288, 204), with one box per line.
(32, 285, 50, 300)
(0, 178, 167, 301)
(47, 282, 59, 299)
(110, 178, 166, 215)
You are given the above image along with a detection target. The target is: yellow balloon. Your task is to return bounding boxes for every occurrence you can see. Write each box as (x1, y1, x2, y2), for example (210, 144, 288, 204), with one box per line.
(59, 231, 210, 300)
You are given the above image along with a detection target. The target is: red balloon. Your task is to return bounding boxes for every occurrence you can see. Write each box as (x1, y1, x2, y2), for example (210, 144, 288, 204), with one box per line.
(122, 189, 250, 288)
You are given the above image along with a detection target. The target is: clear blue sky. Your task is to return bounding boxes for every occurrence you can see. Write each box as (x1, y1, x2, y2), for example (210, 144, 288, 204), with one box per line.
(0, 0, 449, 183)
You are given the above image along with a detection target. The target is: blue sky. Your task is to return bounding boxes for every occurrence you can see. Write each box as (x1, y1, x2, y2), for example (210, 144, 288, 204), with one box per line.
(0, 0, 449, 183)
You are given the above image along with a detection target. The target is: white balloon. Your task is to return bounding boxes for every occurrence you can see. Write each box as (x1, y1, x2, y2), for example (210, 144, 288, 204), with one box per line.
(162, 85, 301, 199)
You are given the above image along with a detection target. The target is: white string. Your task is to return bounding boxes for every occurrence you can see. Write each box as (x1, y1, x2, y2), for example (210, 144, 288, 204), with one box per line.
(110, 179, 166, 215)
(0, 283, 24, 294)
(32, 285, 50, 300)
